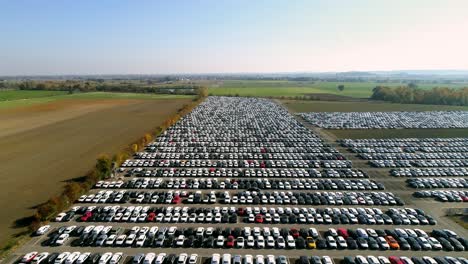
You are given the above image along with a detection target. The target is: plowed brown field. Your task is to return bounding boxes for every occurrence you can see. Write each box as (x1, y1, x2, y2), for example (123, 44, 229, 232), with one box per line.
(0, 98, 191, 244)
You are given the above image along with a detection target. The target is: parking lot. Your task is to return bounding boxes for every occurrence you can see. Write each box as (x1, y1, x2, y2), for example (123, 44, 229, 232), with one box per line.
(8, 97, 468, 264)
(340, 138, 468, 203)
(299, 112, 468, 129)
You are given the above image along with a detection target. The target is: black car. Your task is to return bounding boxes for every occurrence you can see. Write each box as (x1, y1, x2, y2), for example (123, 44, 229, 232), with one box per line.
(316, 238, 327, 249)
(47, 253, 59, 264)
(347, 237, 358, 250)
(298, 256, 310, 264)
(433, 257, 449, 264)
(184, 236, 195, 247)
(448, 237, 465, 251)
(343, 257, 356, 264)
(438, 237, 454, 251)
(407, 237, 421, 251)
(166, 254, 177, 264)
(411, 257, 425, 264)
(368, 237, 379, 250)
(296, 237, 306, 249)
(397, 237, 410, 250)
(311, 256, 321, 264)
(203, 237, 214, 248)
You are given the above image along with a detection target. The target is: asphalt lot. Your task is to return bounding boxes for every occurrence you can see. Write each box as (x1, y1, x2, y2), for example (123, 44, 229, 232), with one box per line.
(6, 97, 468, 264)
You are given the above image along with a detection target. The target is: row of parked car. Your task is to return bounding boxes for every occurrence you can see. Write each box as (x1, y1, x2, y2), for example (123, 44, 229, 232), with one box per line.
(65, 204, 436, 226)
(343, 255, 468, 264)
(390, 168, 468, 178)
(134, 152, 348, 161)
(18, 251, 468, 264)
(358, 152, 468, 161)
(342, 138, 468, 169)
(121, 159, 353, 169)
(413, 190, 468, 202)
(300, 111, 468, 129)
(340, 138, 468, 149)
(369, 160, 468, 168)
(45, 222, 468, 252)
(144, 144, 337, 154)
(406, 178, 467, 189)
(95, 178, 383, 191)
(125, 168, 368, 179)
(78, 189, 405, 206)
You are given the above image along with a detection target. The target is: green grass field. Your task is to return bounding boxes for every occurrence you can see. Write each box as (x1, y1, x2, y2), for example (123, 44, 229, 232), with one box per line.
(0, 90, 67, 101)
(0, 91, 193, 109)
(207, 80, 467, 98)
(327, 128, 468, 139)
(282, 100, 468, 112)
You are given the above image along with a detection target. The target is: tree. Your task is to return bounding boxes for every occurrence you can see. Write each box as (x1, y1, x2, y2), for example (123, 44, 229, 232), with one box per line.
(196, 87, 208, 99)
(63, 182, 83, 202)
(95, 154, 112, 179)
(337, 84, 345, 92)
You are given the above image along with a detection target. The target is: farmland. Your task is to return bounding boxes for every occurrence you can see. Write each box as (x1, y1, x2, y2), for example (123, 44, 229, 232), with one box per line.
(0, 92, 192, 246)
(207, 80, 467, 98)
(0, 90, 68, 101)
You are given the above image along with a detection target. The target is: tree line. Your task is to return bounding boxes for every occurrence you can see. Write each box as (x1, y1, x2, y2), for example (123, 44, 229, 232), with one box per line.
(12, 80, 204, 95)
(371, 86, 468, 106)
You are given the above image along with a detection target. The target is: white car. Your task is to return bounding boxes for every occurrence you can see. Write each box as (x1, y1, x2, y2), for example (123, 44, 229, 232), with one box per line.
(176, 235, 185, 247)
(179, 254, 189, 264)
(63, 226, 76, 234)
(256, 236, 265, 248)
(188, 254, 198, 264)
(236, 237, 245, 248)
(125, 234, 136, 246)
(55, 234, 69, 246)
(32, 252, 49, 264)
(21, 252, 38, 263)
(76, 252, 91, 264)
(276, 237, 286, 248)
(135, 234, 146, 247)
(266, 236, 275, 248)
(65, 252, 80, 264)
(35, 225, 51, 236)
(55, 213, 67, 222)
(54, 252, 71, 264)
(286, 235, 296, 248)
(246, 236, 255, 247)
(99, 252, 113, 264)
(144, 253, 156, 264)
(110, 253, 123, 264)
(211, 254, 221, 264)
(216, 236, 225, 247)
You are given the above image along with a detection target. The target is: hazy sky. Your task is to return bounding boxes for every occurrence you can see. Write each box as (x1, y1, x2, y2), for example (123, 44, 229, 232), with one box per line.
(1, 0, 467, 75)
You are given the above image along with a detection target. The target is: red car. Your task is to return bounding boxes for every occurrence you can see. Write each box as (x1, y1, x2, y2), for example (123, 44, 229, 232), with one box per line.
(80, 211, 92, 222)
(172, 195, 181, 204)
(226, 235, 235, 248)
(237, 208, 245, 216)
(147, 212, 156, 222)
(255, 214, 264, 223)
(337, 228, 349, 239)
(290, 228, 300, 238)
(389, 256, 404, 264)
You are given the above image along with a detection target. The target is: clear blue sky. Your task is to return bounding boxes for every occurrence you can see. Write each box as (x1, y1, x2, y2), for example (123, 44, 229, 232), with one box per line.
(1, 0, 467, 75)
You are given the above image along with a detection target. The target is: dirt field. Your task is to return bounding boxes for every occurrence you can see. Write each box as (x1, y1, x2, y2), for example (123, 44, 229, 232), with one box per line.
(0, 98, 191, 244)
